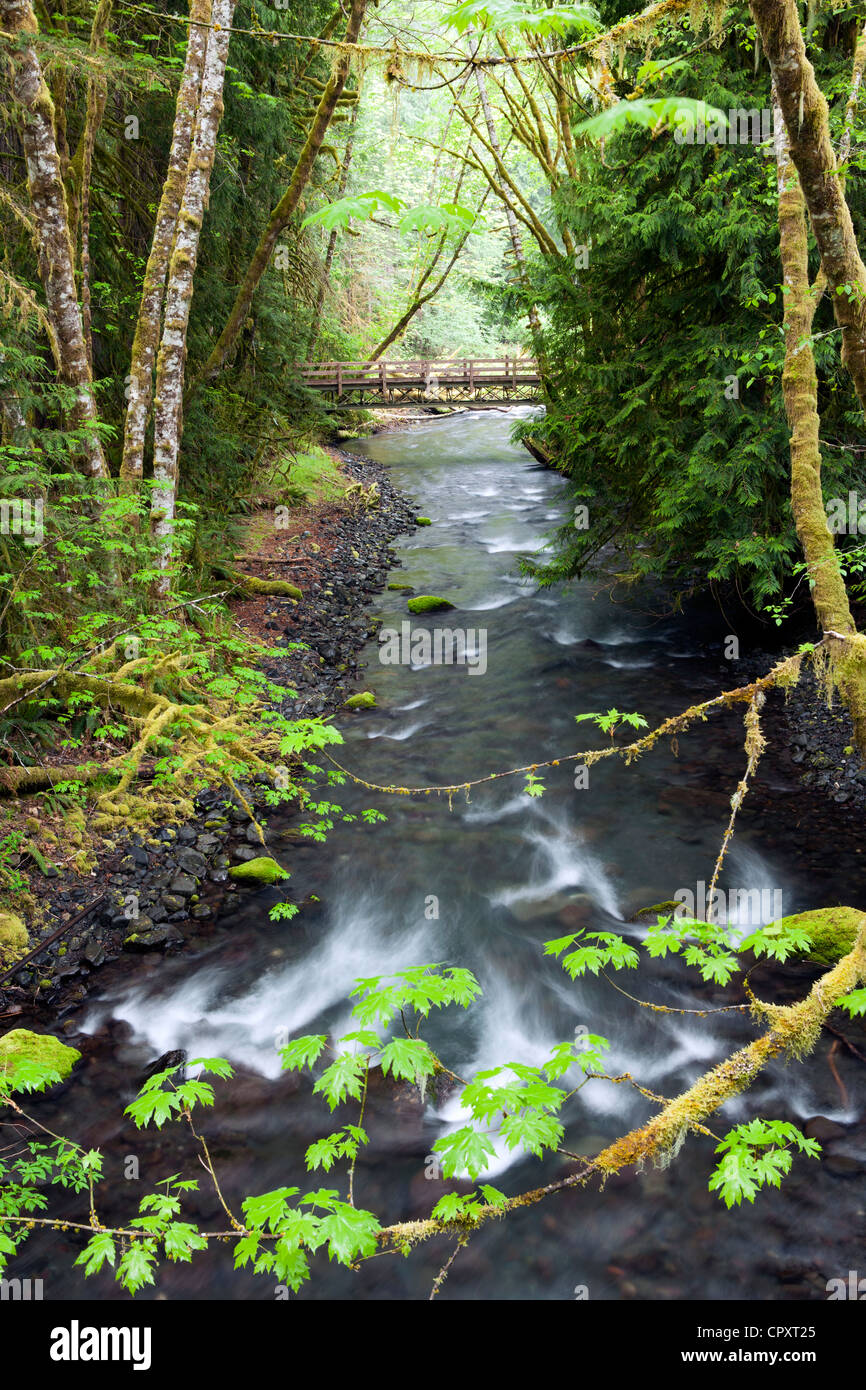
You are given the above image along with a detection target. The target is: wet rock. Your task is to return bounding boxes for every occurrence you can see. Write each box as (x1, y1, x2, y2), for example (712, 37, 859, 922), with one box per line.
(803, 1115, 848, 1142)
(123, 926, 183, 951)
(229, 856, 288, 884)
(823, 1152, 863, 1177)
(343, 691, 376, 709)
(160, 893, 186, 914)
(175, 847, 207, 877)
(140, 1049, 186, 1083)
(169, 873, 197, 896)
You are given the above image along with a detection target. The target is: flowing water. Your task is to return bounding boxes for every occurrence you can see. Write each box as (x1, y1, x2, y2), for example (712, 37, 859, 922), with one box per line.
(19, 410, 866, 1301)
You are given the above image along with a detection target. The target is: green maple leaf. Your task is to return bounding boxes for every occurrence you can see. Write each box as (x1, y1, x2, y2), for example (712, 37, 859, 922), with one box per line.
(75, 1231, 116, 1277)
(317, 1203, 381, 1264)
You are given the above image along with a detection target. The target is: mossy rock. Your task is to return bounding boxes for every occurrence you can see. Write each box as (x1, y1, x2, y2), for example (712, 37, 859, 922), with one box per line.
(415, 517, 433, 526)
(0, 1029, 81, 1083)
(387, 583, 414, 592)
(343, 691, 376, 709)
(228, 856, 289, 885)
(762, 906, 864, 965)
(628, 900, 683, 925)
(0, 912, 28, 968)
(407, 595, 455, 614)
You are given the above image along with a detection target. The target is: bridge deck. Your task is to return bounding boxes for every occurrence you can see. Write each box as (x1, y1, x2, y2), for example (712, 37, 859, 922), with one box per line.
(298, 357, 540, 399)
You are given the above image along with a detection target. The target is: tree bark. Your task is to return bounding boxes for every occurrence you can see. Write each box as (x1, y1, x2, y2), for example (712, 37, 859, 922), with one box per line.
(200, 0, 368, 382)
(750, 0, 866, 416)
(120, 0, 211, 485)
(306, 97, 359, 360)
(467, 29, 550, 383)
(75, 0, 113, 371)
(149, 0, 235, 593)
(774, 88, 866, 754)
(2, 0, 108, 479)
(774, 97, 854, 638)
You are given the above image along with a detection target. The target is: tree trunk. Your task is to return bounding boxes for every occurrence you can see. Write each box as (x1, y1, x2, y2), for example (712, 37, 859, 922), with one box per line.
(120, 0, 211, 485)
(750, 0, 866, 416)
(468, 30, 550, 384)
(774, 98, 854, 638)
(368, 180, 494, 362)
(2, 0, 108, 479)
(200, 0, 368, 382)
(76, 0, 113, 372)
(149, 0, 235, 594)
(774, 90, 866, 754)
(306, 97, 359, 360)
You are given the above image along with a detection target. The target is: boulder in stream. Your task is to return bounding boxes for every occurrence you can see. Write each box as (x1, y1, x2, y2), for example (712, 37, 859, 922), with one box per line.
(228, 856, 289, 885)
(407, 595, 455, 613)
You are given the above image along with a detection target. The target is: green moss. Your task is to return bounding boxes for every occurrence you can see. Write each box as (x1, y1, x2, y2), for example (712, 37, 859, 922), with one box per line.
(228, 856, 290, 884)
(387, 583, 414, 592)
(0, 1029, 81, 1083)
(343, 691, 376, 709)
(415, 517, 433, 526)
(764, 906, 865, 965)
(628, 900, 683, 924)
(0, 912, 28, 968)
(407, 595, 455, 614)
(265, 446, 347, 506)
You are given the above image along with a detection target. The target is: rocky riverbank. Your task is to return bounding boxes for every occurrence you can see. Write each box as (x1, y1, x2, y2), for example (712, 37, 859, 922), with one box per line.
(0, 448, 420, 1024)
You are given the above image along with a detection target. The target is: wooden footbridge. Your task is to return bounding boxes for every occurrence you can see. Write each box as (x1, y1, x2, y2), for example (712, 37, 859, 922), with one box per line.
(298, 357, 541, 407)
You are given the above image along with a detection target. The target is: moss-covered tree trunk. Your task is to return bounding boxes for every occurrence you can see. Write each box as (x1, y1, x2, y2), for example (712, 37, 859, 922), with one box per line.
(751, 0, 866, 415)
(120, 0, 211, 486)
(200, 0, 368, 382)
(2, 0, 108, 479)
(772, 83, 866, 755)
(149, 0, 235, 594)
(774, 97, 854, 639)
(75, 0, 113, 372)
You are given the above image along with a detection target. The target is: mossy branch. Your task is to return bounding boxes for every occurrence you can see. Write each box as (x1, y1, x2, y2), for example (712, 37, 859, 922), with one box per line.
(374, 917, 866, 1254)
(210, 564, 302, 600)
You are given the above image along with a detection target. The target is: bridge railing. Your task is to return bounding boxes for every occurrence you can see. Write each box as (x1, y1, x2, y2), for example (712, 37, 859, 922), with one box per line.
(297, 357, 539, 392)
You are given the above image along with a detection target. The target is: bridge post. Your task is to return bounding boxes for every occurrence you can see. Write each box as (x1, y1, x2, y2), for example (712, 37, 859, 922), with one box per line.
(469, 360, 475, 396)
(337, 363, 342, 397)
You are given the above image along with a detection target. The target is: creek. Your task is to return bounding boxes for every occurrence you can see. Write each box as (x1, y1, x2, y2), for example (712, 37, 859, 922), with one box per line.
(19, 409, 866, 1301)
